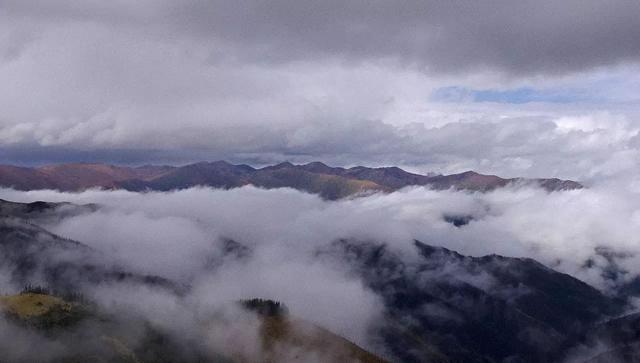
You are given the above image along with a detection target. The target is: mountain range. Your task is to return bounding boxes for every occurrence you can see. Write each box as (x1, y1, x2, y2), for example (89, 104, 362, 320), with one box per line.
(0, 161, 582, 199)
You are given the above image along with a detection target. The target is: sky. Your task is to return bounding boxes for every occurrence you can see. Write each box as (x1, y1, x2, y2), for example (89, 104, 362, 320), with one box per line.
(1, 0, 640, 182)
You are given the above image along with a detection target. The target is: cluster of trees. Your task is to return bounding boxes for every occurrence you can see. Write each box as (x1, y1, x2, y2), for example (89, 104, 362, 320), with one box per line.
(20, 284, 87, 303)
(240, 298, 289, 317)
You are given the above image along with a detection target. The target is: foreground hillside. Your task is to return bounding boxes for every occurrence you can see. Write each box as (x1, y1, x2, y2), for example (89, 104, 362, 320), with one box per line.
(0, 161, 581, 199)
(0, 291, 386, 363)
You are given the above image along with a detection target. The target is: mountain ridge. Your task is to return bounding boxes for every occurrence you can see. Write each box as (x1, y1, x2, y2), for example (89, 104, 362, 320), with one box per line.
(0, 161, 583, 199)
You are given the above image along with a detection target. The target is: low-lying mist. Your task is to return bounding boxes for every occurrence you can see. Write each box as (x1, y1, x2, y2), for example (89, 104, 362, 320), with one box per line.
(3, 181, 640, 361)
(4, 182, 640, 289)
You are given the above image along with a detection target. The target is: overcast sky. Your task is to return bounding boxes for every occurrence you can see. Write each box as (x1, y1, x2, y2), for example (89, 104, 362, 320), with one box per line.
(1, 0, 640, 181)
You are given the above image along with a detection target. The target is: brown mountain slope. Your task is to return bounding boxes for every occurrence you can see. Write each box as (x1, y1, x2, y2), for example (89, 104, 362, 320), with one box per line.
(253, 315, 389, 363)
(0, 165, 55, 190)
(37, 163, 174, 190)
(0, 163, 174, 191)
(0, 161, 582, 198)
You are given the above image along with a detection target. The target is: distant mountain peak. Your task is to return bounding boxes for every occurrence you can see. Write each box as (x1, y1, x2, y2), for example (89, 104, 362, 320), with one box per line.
(304, 161, 329, 167)
(209, 160, 233, 166)
(264, 161, 295, 169)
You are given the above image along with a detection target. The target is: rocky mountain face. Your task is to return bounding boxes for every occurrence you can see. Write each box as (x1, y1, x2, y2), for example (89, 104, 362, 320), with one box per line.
(0, 161, 582, 199)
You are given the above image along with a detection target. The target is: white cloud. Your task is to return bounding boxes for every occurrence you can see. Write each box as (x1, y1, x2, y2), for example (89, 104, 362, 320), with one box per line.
(6, 182, 640, 291)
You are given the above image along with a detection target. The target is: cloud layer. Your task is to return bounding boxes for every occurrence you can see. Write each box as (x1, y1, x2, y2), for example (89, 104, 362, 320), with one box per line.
(5, 183, 640, 293)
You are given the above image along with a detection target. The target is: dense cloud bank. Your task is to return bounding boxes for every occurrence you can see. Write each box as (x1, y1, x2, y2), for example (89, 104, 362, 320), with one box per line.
(4, 183, 640, 292)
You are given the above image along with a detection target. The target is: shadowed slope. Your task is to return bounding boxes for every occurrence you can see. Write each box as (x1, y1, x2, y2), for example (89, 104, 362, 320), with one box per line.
(319, 239, 624, 362)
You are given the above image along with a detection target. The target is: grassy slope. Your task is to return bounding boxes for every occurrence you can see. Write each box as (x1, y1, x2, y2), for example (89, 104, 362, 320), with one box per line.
(0, 293, 70, 318)
(0, 293, 389, 363)
(0, 293, 88, 331)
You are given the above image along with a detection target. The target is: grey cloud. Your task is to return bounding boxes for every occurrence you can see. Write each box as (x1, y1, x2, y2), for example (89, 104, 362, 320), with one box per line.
(3, 0, 640, 75)
(2, 111, 638, 182)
